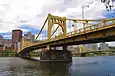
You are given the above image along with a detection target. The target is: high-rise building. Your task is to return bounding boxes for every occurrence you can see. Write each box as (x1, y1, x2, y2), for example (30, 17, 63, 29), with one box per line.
(99, 42, 109, 50)
(0, 35, 3, 40)
(12, 29, 22, 51)
(12, 29, 22, 43)
(24, 32, 35, 42)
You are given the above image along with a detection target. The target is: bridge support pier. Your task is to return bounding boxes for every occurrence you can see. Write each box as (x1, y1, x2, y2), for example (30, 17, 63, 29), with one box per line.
(20, 52, 31, 58)
(40, 50, 72, 61)
(80, 53, 87, 57)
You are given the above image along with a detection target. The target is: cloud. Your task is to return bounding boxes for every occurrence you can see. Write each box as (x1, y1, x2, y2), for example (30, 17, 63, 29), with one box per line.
(0, 0, 114, 33)
(107, 42, 115, 46)
(0, 0, 115, 45)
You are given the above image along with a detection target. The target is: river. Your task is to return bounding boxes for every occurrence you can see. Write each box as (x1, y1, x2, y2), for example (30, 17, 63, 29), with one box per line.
(0, 56, 115, 76)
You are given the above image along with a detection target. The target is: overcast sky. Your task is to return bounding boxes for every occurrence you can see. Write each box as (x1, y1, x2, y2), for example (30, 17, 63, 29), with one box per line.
(0, 0, 115, 45)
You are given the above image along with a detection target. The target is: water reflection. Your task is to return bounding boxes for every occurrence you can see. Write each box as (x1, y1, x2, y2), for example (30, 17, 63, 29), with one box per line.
(0, 57, 115, 76)
(0, 57, 72, 76)
(38, 62, 72, 76)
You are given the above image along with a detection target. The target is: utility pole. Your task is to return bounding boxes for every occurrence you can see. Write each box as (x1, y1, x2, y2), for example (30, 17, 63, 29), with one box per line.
(81, 5, 89, 32)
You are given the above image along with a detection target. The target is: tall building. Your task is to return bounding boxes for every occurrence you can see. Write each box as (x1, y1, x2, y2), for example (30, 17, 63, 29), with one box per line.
(12, 29, 22, 51)
(0, 35, 3, 40)
(99, 42, 109, 50)
(24, 32, 35, 42)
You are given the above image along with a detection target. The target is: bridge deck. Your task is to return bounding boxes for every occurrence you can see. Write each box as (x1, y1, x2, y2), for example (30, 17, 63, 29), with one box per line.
(17, 14, 115, 54)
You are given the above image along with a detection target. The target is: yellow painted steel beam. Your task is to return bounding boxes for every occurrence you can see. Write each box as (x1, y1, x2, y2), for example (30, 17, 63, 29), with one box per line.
(18, 14, 115, 54)
(66, 18, 102, 22)
(35, 15, 49, 40)
(47, 13, 66, 41)
(105, 18, 115, 21)
(50, 25, 59, 37)
(66, 18, 115, 22)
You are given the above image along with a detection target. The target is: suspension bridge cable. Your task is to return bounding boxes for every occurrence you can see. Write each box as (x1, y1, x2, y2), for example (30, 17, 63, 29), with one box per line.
(50, 25, 59, 37)
(69, 20, 71, 32)
(35, 16, 48, 40)
(45, 24, 46, 40)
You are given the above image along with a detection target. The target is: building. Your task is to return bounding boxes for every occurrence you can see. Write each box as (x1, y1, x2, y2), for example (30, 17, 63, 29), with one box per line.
(0, 35, 3, 40)
(24, 32, 35, 42)
(83, 43, 98, 50)
(0, 39, 12, 51)
(0, 39, 12, 48)
(99, 42, 109, 50)
(12, 29, 22, 52)
(0, 45, 4, 51)
(12, 29, 22, 43)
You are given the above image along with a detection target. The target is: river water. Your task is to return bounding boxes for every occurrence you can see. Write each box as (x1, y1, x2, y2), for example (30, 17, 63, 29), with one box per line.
(0, 56, 115, 76)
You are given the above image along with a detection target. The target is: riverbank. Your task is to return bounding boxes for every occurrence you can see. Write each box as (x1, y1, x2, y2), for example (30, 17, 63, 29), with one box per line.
(73, 52, 115, 57)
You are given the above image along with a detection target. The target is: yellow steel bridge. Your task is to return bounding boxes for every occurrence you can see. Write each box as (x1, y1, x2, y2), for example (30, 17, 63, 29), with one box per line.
(17, 13, 115, 55)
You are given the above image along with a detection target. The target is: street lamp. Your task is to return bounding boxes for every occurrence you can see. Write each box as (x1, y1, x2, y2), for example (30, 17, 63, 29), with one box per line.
(81, 5, 89, 32)
(82, 5, 89, 24)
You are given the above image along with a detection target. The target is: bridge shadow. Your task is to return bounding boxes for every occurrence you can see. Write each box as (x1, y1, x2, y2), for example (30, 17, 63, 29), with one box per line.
(19, 57, 40, 61)
(20, 57, 72, 76)
(3, 57, 72, 76)
(37, 61, 72, 76)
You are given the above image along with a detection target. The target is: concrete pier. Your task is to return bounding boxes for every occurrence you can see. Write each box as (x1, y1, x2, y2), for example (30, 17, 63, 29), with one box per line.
(20, 52, 31, 58)
(80, 53, 87, 57)
(40, 50, 72, 61)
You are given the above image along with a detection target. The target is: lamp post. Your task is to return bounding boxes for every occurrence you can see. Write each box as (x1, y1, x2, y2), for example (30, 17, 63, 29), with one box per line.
(81, 5, 89, 32)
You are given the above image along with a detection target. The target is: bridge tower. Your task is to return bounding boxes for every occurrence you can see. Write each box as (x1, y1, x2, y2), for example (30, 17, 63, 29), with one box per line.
(47, 13, 66, 41)
(40, 14, 72, 61)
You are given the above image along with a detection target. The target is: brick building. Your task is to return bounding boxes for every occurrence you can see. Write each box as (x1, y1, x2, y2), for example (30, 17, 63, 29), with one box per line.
(12, 29, 22, 52)
(0, 35, 3, 40)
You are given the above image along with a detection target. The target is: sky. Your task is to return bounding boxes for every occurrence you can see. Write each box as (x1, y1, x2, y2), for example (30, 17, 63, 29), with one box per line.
(0, 0, 115, 45)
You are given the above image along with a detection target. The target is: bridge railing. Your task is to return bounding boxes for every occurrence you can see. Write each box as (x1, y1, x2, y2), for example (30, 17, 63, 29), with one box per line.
(51, 18, 115, 40)
(34, 18, 115, 43)
(65, 18, 115, 38)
